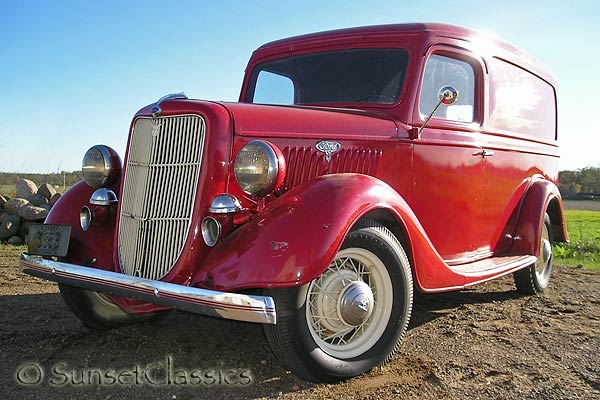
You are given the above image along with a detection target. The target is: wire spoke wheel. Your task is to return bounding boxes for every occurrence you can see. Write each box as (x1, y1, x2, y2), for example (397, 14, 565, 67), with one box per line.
(514, 213, 554, 295)
(263, 219, 413, 382)
(306, 248, 393, 359)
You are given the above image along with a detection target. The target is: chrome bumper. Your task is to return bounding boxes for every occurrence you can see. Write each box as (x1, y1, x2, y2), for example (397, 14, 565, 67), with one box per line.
(20, 253, 276, 324)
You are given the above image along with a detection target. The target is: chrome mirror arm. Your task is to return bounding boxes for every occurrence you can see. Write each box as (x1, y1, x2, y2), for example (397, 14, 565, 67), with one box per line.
(415, 85, 459, 139)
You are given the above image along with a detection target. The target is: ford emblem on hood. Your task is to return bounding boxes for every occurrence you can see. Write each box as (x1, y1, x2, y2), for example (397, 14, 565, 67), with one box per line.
(316, 141, 341, 162)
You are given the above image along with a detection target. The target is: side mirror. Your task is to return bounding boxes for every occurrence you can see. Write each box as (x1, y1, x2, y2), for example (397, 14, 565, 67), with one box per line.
(438, 85, 459, 105)
(413, 85, 459, 139)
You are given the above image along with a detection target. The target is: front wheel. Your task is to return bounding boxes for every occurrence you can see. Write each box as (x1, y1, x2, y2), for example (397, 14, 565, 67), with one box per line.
(514, 213, 554, 294)
(263, 219, 413, 382)
(59, 284, 169, 330)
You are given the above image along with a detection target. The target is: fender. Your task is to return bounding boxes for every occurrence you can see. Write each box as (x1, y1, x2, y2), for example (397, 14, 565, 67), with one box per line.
(193, 173, 467, 292)
(510, 177, 568, 256)
(46, 181, 169, 314)
(45, 181, 116, 270)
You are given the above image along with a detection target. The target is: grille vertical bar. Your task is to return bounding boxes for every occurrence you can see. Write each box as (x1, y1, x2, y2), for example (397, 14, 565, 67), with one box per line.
(118, 115, 205, 280)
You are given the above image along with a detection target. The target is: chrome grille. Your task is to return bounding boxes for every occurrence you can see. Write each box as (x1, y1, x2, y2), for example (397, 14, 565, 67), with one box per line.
(118, 115, 205, 280)
(276, 146, 382, 194)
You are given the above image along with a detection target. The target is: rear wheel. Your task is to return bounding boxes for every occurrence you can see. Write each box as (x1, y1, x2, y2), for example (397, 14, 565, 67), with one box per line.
(59, 284, 168, 330)
(263, 219, 413, 382)
(514, 213, 554, 294)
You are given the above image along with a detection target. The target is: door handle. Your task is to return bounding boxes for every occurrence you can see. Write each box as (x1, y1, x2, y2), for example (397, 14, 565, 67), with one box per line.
(473, 149, 494, 158)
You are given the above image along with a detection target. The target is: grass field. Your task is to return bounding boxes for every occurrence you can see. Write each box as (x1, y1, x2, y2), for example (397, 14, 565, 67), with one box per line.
(0, 243, 25, 268)
(555, 209, 600, 269)
(0, 185, 16, 197)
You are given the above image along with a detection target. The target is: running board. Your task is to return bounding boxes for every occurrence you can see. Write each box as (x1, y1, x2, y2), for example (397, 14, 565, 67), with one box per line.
(449, 255, 537, 287)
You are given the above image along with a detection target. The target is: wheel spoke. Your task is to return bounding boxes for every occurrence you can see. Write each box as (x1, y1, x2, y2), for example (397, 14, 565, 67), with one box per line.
(347, 323, 366, 342)
(323, 327, 354, 342)
(312, 314, 341, 321)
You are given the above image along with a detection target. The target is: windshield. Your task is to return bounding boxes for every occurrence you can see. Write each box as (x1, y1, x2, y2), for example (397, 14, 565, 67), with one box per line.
(246, 48, 409, 106)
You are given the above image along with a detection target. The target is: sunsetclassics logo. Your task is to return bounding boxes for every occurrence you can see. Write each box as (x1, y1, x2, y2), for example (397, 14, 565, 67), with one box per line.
(15, 356, 253, 387)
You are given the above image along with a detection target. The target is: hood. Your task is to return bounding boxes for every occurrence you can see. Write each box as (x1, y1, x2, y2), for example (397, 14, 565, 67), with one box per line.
(221, 102, 399, 140)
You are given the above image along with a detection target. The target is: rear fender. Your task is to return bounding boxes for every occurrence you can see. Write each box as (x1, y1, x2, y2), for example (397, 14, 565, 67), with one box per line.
(511, 177, 568, 256)
(193, 174, 464, 291)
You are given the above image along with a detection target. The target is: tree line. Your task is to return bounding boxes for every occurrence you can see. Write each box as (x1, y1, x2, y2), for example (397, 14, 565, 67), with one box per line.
(558, 167, 600, 199)
(0, 171, 83, 190)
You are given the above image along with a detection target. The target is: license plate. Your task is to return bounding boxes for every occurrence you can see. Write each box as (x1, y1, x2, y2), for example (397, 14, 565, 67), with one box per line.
(27, 224, 71, 257)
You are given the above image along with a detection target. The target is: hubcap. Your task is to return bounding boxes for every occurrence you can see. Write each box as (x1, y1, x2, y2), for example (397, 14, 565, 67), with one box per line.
(338, 281, 374, 326)
(541, 239, 552, 264)
(535, 221, 553, 281)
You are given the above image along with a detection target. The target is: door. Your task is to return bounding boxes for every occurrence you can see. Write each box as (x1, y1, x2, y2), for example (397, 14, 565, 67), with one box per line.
(409, 51, 487, 263)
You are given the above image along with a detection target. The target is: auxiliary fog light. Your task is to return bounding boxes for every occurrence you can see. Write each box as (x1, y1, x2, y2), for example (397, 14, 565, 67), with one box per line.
(80, 206, 93, 232)
(201, 217, 221, 247)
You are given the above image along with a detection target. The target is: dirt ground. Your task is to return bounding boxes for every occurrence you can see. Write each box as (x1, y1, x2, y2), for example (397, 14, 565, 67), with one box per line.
(1, 263, 599, 400)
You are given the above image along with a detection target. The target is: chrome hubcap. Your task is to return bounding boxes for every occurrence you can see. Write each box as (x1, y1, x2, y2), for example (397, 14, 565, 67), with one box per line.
(338, 281, 374, 326)
(535, 221, 552, 279)
(541, 239, 552, 264)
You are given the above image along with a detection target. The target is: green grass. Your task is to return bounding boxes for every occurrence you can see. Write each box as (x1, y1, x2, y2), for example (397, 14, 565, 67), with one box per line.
(555, 210, 600, 269)
(0, 185, 16, 198)
(0, 243, 26, 268)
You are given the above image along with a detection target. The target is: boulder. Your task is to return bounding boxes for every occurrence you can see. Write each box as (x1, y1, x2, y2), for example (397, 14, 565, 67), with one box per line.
(18, 205, 49, 221)
(50, 193, 62, 207)
(4, 198, 29, 215)
(7, 235, 24, 245)
(0, 213, 21, 240)
(38, 183, 57, 201)
(15, 179, 38, 199)
(18, 220, 30, 241)
(0, 194, 8, 208)
(28, 193, 49, 207)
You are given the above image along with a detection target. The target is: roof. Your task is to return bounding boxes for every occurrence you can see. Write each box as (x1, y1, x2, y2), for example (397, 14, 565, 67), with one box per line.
(252, 23, 556, 86)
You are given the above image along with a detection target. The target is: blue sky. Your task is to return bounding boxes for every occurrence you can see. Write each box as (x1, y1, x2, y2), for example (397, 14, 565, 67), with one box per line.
(1, 0, 598, 172)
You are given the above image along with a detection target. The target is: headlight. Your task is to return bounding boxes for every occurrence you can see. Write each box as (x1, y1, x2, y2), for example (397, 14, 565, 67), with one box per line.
(234, 141, 285, 198)
(82, 145, 121, 188)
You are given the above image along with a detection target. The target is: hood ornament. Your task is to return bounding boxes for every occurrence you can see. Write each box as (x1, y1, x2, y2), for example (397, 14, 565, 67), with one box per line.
(316, 140, 341, 162)
(151, 92, 188, 118)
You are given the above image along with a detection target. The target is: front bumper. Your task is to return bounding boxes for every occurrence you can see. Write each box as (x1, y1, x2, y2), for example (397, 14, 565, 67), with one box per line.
(20, 253, 276, 324)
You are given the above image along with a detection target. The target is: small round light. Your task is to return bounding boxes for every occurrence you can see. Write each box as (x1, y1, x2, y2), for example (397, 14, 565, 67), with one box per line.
(82, 145, 121, 188)
(234, 140, 284, 198)
(90, 188, 118, 206)
(80, 206, 93, 232)
(201, 217, 221, 247)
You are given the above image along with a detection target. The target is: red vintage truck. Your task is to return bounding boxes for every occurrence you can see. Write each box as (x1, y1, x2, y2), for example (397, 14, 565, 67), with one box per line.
(21, 23, 567, 382)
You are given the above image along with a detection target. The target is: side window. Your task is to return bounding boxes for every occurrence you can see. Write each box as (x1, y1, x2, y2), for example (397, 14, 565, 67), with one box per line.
(419, 55, 475, 123)
(252, 71, 295, 105)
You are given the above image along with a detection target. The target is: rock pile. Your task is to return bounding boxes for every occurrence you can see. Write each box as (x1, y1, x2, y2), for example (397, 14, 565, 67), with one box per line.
(0, 179, 61, 245)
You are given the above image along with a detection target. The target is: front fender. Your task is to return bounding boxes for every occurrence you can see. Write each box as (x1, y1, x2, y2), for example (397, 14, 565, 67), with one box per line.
(46, 181, 116, 271)
(193, 173, 464, 291)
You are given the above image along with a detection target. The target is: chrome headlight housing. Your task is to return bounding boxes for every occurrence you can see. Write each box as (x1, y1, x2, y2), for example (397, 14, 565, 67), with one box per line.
(234, 140, 285, 198)
(82, 145, 121, 188)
